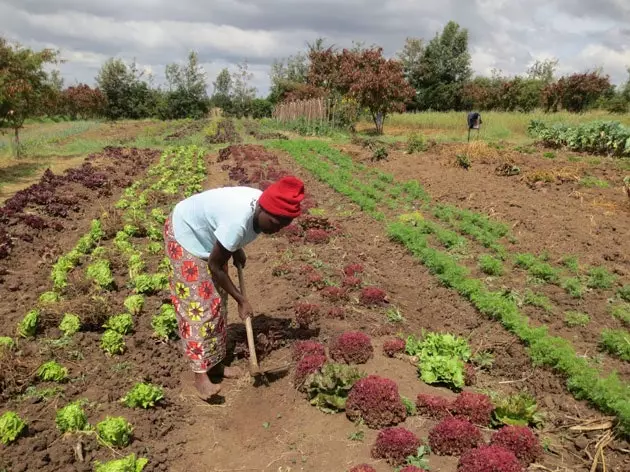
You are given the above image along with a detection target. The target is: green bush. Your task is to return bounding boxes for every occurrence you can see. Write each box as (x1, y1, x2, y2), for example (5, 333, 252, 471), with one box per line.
(59, 313, 81, 337)
(618, 285, 630, 303)
(564, 311, 590, 327)
(561, 277, 584, 298)
(611, 303, 630, 326)
(101, 329, 126, 355)
(478, 254, 504, 276)
(0, 411, 27, 445)
(121, 383, 164, 409)
(56, 401, 89, 433)
(407, 133, 427, 153)
(97, 416, 133, 447)
(37, 360, 69, 382)
(600, 329, 630, 361)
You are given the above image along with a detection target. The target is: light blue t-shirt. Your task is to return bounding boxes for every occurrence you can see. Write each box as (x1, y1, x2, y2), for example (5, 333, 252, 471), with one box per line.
(172, 186, 263, 259)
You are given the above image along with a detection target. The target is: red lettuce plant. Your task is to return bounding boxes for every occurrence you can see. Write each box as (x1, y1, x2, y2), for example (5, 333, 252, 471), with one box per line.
(451, 392, 494, 426)
(371, 427, 421, 466)
(292, 340, 326, 361)
(349, 465, 376, 472)
(306, 272, 325, 289)
(416, 394, 452, 420)
(428, 418, 482, 456)
(326, 307, 346, 319)
(342, 276, 362, 288)
(457, 445, 523, 472)
(346, 375, 406, 429)
(360, 287, 388, 306)
(294, 354, 326, 389)
(490, 426, 542, 465)
(294, 303, 320, 328)
(383, 338, 406, 357)
(330, 331, 373, 364)
(321, 286, 348, 301)
(305, 228, 330, 244)
(343, 263, 364, 276)
(281, 224, 304, 242)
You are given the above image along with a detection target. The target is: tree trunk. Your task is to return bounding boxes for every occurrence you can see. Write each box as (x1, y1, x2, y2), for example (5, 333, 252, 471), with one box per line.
(14, 127, 21, 159)
(372, 111, 384, 135)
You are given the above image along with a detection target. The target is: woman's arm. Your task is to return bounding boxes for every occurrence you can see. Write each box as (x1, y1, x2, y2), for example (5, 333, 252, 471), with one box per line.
(208, 241, 253, 320)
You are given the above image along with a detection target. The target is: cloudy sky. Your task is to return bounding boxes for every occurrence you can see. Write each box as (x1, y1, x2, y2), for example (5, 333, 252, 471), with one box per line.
(1, 0, 629, 95)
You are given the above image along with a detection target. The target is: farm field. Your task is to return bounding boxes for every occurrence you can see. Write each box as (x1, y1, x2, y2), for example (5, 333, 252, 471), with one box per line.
(0, 115, 629, 472)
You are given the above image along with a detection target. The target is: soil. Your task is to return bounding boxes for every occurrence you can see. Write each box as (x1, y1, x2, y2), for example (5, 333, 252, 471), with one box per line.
(1, 143, 628, 472)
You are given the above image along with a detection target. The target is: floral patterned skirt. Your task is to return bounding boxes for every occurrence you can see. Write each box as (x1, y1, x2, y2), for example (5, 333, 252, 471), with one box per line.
(164, 216, 228, 373)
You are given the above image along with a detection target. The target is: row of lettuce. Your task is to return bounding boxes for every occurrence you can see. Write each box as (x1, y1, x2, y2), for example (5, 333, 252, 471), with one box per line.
(269, 138, 630, 436)
(0, 145, 207, 470)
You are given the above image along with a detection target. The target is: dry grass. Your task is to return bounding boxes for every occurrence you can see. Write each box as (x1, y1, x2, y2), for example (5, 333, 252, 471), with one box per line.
(522, 165, 585, 185)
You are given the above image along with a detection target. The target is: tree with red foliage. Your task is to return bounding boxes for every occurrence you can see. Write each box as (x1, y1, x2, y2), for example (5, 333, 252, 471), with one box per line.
(338, 48, 414, 134)
(542, 71, 611, 112)
(61, 84, 107, 120)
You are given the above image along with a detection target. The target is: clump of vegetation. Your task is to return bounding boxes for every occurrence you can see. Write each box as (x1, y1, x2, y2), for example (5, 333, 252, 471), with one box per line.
(93, 454, 148, 472)
(359, 287, 388, 306)
(304, 363, 365, 413)
(407, 133, 427, 153)
(416, 394, 452, 420)
(457, 445, 522, 472)
(103, 313, 134, 335)
(471, 350, 495, 370)
(346, 375, 407, 429)
(561, 255, 580, 273)
(491, 392, 543, 428)
(294, 354, 327, 389)
(59, 313, 81, 337)
(401, 396, 417, 417)
(17, 309, 39, 338)
(294, 303, 321, 328)
(133, 273, 169, 294)
(611, 303, 630, 326)
(372, 145, 389, 161)
(564, 311, 590, 327)
(329, 331, 374, 364)
(456, 153, 471, 169)
(586, 266, 616, 289)
(478, 255, 504, 276)
(56, 401, 89, 433)
(490, 426, 543, 465)
(86, 259, 115, 290)
(0, 336, 15, 351)
(522, 290, 553, 312)
(101, 329, 126, 355)
(371, 427, 421, 466)
(428, 418, 482, 456)
(320, 285, 348, 301)
(580, 176, 609, 188)
(121, 383, 164, 409)
(561, 277, 584, 298)
(406, 332, 471, 390)
(383, 338, 406, 357)
(0, 411, 27, 445)
(124, 294, 145, 316)
(152, 304, 178, 341)
(349, 465, 375, 472)
(600, 329, 630, 361)
(39, 291, 60, 304)
(451, 392, 494, 426)
(617, 285, 630, 302)
(37, 360, 69, 382)
(292, 340, 326, 361)
(343, 263, 365, 277)
(96, 416, 133, 447)
(542, 151, 556, 159)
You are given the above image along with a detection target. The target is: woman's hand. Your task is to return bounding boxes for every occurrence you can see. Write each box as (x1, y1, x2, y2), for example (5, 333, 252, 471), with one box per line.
(233, 249, 247, 268)
(238, 299, 254, 320)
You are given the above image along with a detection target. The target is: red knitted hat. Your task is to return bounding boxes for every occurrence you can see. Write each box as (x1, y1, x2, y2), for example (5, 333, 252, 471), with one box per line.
(258, 176, 305, 218)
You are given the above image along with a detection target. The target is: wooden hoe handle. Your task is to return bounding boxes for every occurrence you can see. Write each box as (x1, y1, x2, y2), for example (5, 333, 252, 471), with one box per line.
(236, 264, 259, 372)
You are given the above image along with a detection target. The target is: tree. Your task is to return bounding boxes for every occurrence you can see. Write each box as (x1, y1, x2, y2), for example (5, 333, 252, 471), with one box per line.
(230, 60, 257, 118)
(338, 47, 415, 134)
(162, 51, 209, 119)
(61, 84, 106, 120)
(415, 21, 472, 110)
(268, 52, 308, 103)
(0, 38, 59, 156)
(398, 37, 424, 87)
(542, 71, 611, 112)
(211, 68, 233, 111)
(527, 58, 558, 84)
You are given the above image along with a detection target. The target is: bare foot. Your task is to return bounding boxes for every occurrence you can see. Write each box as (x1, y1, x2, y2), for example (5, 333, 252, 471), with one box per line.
(208, 363, 244, 379)
(193, 372, 221, 400)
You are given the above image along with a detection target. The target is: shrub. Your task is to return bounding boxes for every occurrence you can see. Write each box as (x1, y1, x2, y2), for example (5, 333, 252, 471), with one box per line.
(407, 133, 427, 153)
(346, 375, 406, 429)
(343, 263, 364, 277)
(349, 466, 376, 472)
(59, 313, 81, 337)
(18, 309, 39, 338)
(101, 329, 126, 355)
(121, 383, 164, 409)
(292, 340, 326, 361)
(479, 255, 503, 276)
(294, 303, 320, 327)
(618, 285, 630, 303)
(321, 286, 348, 301)
(124, 294, 145, 315)
(491, 426, 542, 465)
(491, 392, 543, 428)
(564, 311, 590, 327)
(304, 228, 330, 244)
(600, 329, 630, 361)
(56, 401, 89, 433)
(416, 394, 452, 419)
(371, 427, 421, 466)
(457, 445, 522, 472)
(304, 363, 364, 413)
(294, 354, 327, 389)
(330, 331, 374, 364)
(359, 287, 388, 306)
(429, 418, 482, 456)
(586, 266, 616, 289)
(97, 416, 133, 447)
(372, 145, 388, 161)
(0, 411, 27, 445)
(103, 313, 134, 335)
(383, 338, 406, 357)
(152, 304, 178, 341)
(93, 454, 148, 472)
(37, 360, 69, 382)
(451, 392, 494, 426)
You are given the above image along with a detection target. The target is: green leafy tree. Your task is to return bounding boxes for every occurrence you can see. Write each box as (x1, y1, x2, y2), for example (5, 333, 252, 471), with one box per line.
(397, 37, 423, 109)
(161, 51, 209, 119)
(415, 21, 472, 111)
(211, 67, 232, 110)
(0, 38, 59, 156)
(230, 60, 257, 118)
(268, 52, 309, 103)
(527, 58, 559, 84)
